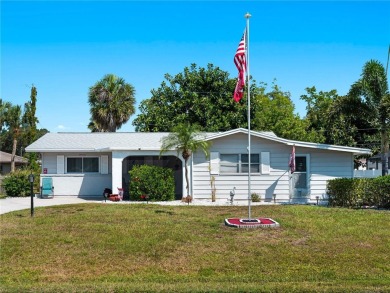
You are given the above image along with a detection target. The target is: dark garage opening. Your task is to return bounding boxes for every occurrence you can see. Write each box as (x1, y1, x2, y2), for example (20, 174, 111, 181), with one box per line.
(122, 156, 183, 200)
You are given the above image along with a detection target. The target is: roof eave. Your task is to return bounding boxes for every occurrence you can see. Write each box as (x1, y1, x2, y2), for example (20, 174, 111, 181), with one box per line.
(25, 148, 97, 153)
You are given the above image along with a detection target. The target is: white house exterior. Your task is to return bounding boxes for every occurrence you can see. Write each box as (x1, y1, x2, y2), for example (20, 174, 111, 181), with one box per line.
(25, 128, 371, 203)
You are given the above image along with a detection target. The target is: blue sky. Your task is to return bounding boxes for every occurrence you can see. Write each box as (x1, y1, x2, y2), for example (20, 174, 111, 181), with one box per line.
(1, 1, 389, 133)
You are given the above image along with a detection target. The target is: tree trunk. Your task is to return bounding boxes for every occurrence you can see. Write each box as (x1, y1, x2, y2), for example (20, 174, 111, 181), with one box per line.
(182, 150, 192, 197)
(184, 159, 190, 196)
(380, 124, 389, 176)
(11, 138, 17, 173)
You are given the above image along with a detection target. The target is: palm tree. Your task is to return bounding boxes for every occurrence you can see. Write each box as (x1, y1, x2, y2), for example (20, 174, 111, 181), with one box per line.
(349, 60, 389, 176)
(88, 74, 136, 132)
(5, 104, 23, 172)
(160, 123, 210, 198)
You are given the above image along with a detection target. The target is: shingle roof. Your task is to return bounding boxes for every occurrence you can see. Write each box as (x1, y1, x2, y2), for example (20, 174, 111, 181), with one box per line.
(0, 151, 28, 164)
(25, 132, 172, 152)
(25, 129, 371, 155)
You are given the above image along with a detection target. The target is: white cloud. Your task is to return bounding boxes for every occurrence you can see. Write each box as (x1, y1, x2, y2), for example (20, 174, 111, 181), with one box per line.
(57, 125, 69, 130)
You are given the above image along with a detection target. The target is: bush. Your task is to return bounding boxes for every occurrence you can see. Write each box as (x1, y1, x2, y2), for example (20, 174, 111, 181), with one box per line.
(372, 175, 390, 208)
(327, 175, 390, 208)
(2, 170, 38, 197)
(251, 193, 261, 202)
(129, 165, 175, 201)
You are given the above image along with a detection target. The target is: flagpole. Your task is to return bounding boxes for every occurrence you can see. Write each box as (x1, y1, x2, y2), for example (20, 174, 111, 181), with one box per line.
(245, 12, 251, 220)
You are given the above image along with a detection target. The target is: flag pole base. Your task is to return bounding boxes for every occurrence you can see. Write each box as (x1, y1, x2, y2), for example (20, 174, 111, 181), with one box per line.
(225, 218, 280, 229)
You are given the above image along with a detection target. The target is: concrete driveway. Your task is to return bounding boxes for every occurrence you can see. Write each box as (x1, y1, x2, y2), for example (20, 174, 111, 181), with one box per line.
(0, 196, 275, 215)
(0, 196, 102, 215)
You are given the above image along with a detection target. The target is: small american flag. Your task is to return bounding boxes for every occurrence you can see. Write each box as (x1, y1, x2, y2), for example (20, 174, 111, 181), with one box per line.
(289, 145, 296, 174)
(233, 30, 247, 102)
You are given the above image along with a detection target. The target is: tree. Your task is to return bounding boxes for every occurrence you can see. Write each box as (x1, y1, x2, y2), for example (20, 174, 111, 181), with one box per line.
(133, 63, 250, 132)
(252, 82, 323, 142)
(0, 99, 11, 132)
(160, 123, 210, 197)
(349, 60, 390, 176)
(88, 74, 136, 132)
(327, 94, 376, 148)
(4, 104, 23, 172)
(300, 86, 338, 142)
(1, 88, 46, 172)
(300, 86, 382, 170)
(22, 85, 39, 145)
(0, 99, 11, 155)
(22, 85, 44, 172)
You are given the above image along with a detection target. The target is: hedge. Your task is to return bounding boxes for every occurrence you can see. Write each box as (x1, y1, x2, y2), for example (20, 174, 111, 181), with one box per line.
(327, 175, 390, 208)
(129, 165, 175, 201)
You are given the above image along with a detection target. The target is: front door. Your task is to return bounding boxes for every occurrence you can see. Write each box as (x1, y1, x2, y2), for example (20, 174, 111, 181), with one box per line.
(291, 155, 309, 202)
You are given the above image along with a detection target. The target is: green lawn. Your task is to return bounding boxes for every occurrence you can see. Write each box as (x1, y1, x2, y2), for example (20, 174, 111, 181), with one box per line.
(1, 204, 389, 292)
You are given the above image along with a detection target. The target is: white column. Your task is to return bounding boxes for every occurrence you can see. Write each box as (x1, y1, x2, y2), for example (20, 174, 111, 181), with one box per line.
(111, 152, 124, 194)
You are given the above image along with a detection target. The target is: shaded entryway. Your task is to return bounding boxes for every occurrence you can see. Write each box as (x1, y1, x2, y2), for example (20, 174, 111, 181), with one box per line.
(122, 156, 183, 200)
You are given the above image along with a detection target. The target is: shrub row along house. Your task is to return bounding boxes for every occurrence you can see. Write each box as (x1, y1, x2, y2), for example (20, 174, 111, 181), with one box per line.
(25, 128, 371, 203)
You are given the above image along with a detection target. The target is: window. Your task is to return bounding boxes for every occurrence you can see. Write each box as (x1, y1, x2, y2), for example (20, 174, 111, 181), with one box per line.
(67, 157, 99, 173)
(220, 154, 260, 174)
(295, 156, 307, 172)
(220, 154, 238, 173)
(242, 154, 260, 173)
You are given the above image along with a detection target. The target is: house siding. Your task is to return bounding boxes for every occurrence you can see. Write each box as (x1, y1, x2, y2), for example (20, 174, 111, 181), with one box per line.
(41, 152, 112, 196)
(309, 151, 353, 199)
(192, 133, 291, 201)
(192, 133, 356, 202)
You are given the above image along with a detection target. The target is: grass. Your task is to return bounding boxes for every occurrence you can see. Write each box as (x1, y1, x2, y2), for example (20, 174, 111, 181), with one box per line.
(0, 203, 389, 292)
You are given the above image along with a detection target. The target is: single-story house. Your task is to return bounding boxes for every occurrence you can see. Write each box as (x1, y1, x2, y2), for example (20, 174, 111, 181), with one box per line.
(25, 128, 371, 203)
(367, 152, 390, 171)
(0, 151, 28, 175)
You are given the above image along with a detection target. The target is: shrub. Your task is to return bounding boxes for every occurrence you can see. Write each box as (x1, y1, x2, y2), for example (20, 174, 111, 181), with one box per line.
(327, 175, 390, 208)
(2, 170, 38, 197)
(129, 165, 175, 201)
(372, 175, 390, 208)
(251, 193, 261, 202)
(327, 178, 371, 207)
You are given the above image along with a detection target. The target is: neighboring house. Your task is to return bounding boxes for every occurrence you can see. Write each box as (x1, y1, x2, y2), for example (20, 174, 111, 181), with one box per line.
(0, 151, 28, 175)
(25, 128, 371, 203)
(367, 152, 390, 171)
(354, 152, 390, 178)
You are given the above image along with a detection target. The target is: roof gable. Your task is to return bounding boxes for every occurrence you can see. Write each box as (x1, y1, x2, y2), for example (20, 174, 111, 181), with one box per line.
(205, 128, 371, 155)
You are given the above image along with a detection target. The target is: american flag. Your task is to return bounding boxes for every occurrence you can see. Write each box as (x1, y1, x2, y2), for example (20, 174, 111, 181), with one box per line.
(289, 145, 296, 174)
(233, 30, 247, 102)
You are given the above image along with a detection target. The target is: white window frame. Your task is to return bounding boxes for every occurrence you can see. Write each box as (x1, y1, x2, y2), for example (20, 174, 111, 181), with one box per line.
(66, 156, 100, 174)
(219, 153, 260, 174)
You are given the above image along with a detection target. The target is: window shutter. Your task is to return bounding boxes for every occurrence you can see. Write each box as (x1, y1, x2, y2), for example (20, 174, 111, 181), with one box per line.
(57, 155, 64, 174)
(101, 155, 109, 174)
(209, 152, 220, 175)
(261, 152, 270, 174)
